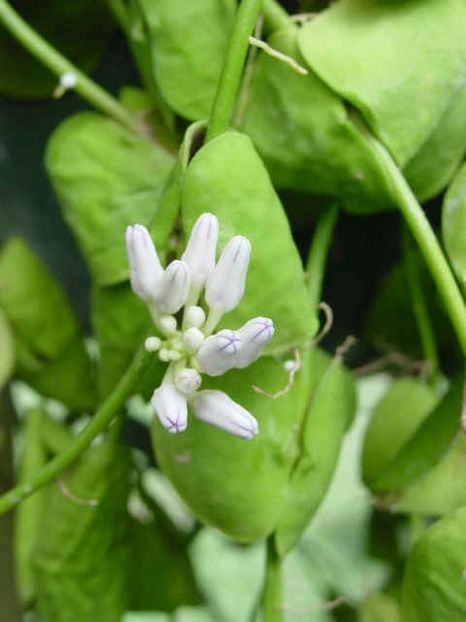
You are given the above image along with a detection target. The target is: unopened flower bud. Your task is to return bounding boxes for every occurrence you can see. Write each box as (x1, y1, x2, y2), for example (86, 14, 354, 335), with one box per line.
(184, 305, 206, 329)
(196, 329, 241, 376)
(205, 236, 251, 314)
(236, 317, 274, 368)
(151, 384, 188, 434)
(174, 368, 202, 394)
(182, 213, 218, 291)
(125, 224, 163, 302)
(144, 336, 161, 352)
(159, 315, 177, 336)
(182, 327, 204, 353)
(192, 390, 259, 439)
(155, 260, 191, 314)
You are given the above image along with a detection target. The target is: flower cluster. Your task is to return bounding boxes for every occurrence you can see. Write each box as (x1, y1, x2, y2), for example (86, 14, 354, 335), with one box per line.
(125, 214, 274, 439)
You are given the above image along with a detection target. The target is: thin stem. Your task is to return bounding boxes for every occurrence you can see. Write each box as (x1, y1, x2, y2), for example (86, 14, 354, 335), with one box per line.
(106, 0, 128, 30)
(262, 0, 292, 32)
(260, 536, 283, 622)
(0, 347, 153, 517)
(0, 0, 141, 134)
(206, 0, 263, 142)
(368, 135, 466, 356)
(402, 227, 440, 381)
(305, 204, 339, 310)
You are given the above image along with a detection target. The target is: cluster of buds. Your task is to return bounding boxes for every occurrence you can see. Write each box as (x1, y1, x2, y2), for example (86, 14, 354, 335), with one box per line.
(125, 214, 274, 440)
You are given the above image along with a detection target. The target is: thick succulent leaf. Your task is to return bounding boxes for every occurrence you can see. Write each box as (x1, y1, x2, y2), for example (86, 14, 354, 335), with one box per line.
(152, 351, 313, 542)
(298, 0, 466, 200)
(131, 0, 235, 120)
(402, 507, 466, 621)
(181, 130, 317, 353)
(0, 238, 94, 410)
(362, 378, 439, 487)
(369, 376, 463, 493)
(242, 29, 392, 214)
(275, 347, 356, 555)
(442, 162, 466, 293)
(34, 443, 132, 622)
(385, 433, 466, 516)
(0, 0, 114, 99)
(45, 110, 175, 285)
(14, 409, 48, 607)
(0, 309, 14, 388)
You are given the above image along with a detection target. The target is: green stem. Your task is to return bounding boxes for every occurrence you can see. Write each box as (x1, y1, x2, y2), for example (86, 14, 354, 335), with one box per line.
(206, 0, 263, 142)
(0, 347, 153, 517)
(368, 135, 466, 357)
(106, 0, 128, 30)
(263, 0, 292, 32)
(305, 204, 339, 310)
(402, 227, 440, 380)
(0, 0, 141, 133)
(260, 537, 283, 622)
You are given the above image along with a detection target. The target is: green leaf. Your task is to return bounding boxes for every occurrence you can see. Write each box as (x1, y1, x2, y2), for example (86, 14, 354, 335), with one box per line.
(34, 442, 132, 622)
(129, 517, 200, 612)
(360, 593, 402, 622)
(442, 162, 466, 293)
(45, 110, 175, 285)
(0, 238, 94, 410)
(402, 507, 466, 621)
(0, 309, 14, 388)
(181, 130, 317, 352)
(369, 376, 463, 493)
(152, 352, 313, 542)
(0, 0, 115, 99)
(242, 28, 391, 214)
(130, 0, 235, 120)
(298, 0, 466, 200)
(388, 433, 466, 516)
(362, 378, 438, 486)
(275, 347, 356, 555)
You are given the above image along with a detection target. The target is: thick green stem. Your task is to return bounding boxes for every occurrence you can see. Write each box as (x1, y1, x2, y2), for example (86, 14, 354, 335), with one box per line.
(0, 0, 141, 133)
(263, 0, 292, 32)
(368, 135, 466, 357)
(403, 227, 440, 380)
(260, 537, 283, 622)
(206, 0, 263, 142)
(306, 204, 339, 310)
(0, 348, 153, 517)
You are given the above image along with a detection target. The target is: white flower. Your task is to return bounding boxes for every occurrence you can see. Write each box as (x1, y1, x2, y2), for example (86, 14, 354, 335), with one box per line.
(182, 213, 218, 295)
(192, 390, 259, 440)
(205, 236, 251, 315)
(196, 329, 241, 376)
(125, 213, 276, 440)
(151, 384, 188, 434)
(154, 260, 191, 314)
(235, 317, 274, 368)
(126, 224, 163, 302)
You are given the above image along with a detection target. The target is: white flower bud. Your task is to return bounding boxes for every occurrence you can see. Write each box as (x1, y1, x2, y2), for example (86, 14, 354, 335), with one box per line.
(125, 224, 163, 302)
(235, 317, 274, 368)
(151, 384, 188, 434)
(155, 260, 191, 314)
(192, 390, 258, 439)
(174, 368, 202, 394)
(182, 213, 218, 291)
(184, 305, 206, 329)
(159, 315, 177, 336)
(205, 236, 251, 314)
(144, 336, 161, 352)
(196, 329, 241, 376)
(182, 327, 204, 353)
